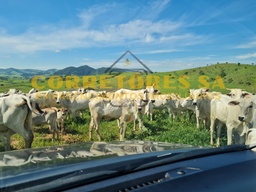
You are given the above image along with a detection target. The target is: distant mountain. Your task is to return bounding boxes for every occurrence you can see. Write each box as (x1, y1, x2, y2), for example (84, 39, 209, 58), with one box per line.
(53, 65, 96, 76)
(0, 65, 152, 78)
(0, 67, 58, 78)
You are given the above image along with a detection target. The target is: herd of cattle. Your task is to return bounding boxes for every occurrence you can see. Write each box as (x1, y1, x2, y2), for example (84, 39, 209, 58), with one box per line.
(0, 85, 256, 151)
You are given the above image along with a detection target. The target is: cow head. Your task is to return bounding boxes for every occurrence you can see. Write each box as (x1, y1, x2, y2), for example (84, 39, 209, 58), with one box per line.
(181, 97, 193, 108)
(228, 97, 254, 122)
(57, 108, 69, 118)
(144, 83, 157, 102)
(226, 88, 244, 99)
(56, 91, 67, 104)
(190, 88, 209, 105)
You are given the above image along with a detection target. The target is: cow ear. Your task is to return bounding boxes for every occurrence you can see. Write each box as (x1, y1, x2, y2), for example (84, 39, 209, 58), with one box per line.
(154, 89, 159, 93)
(228, 101, 240, 106)
(205, 88, 210, 92)
(242, 93, 250, 98)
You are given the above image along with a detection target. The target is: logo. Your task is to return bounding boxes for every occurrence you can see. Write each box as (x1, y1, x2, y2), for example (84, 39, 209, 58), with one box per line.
(104, 50, 153, 75)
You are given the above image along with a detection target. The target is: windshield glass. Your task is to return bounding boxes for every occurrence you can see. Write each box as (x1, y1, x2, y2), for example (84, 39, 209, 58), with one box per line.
(0, 0, 255, 182)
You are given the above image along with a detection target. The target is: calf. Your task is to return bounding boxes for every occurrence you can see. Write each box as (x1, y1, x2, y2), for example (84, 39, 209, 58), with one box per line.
(32, 107, 59, 140)
(56, 108, 68, 133)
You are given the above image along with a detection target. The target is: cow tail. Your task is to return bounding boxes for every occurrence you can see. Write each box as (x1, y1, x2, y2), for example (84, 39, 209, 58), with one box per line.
(15, 95, 33, 110)
(24, 95, 34, 111)
(17, 95, 43, 115)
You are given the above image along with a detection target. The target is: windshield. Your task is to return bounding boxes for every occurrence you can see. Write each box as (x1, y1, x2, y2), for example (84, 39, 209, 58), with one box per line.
(0, 0, 256, 189)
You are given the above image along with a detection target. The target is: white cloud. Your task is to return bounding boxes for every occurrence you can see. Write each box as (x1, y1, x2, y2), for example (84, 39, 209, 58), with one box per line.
(140, 49, 181, 54)
(236, 52, 256, 59)
(144, 34, 154, 43)
(236, 40, 256, 49)
(0, 1, 210, 55)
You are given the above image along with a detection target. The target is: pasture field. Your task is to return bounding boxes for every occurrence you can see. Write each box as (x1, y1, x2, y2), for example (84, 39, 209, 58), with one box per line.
(6, 109, 221, 151)
(0, 63, 255, 151)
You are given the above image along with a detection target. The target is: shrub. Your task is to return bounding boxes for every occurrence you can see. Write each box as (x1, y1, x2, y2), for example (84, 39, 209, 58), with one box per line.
(199, 70, 205, 75)
(220, 69, 227, 78)
(228, 78, 233, 83)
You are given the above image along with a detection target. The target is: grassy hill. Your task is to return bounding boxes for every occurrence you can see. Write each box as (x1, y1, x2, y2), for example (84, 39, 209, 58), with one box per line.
(0, 63, 255, 95)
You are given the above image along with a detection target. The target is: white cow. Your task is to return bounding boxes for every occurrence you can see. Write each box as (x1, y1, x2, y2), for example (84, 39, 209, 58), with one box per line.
(246, 128, 256, 148)
(0, 94, 34, 150)
(6, 88, 23, 95)
(112, 85, 157, 128)
(210, 95, 253, 146)
(189, 88, 213, 129)
(98, 90, 148, 131)
(32, 107, 60, 140)
(88, 98, 142, 141)
(56, 90, 101, 118)
(146, 94, 177, 121)
(28, 89, 57, 113)
(180, 97, 196, 121)
(56, 107, 69, 133)
(237, 94, 256, 128)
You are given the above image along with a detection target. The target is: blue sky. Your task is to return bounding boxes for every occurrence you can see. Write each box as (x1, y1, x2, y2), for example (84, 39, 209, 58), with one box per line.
(0, 0, 255, 72)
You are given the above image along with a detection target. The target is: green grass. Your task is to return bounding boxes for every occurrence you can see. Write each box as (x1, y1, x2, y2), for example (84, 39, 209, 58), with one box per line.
(0, 109, 226, 151)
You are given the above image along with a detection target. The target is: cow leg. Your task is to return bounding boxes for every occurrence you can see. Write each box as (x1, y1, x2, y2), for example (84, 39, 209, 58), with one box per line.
(123, 122, 127, 139)
(167, 108, 173, 120)
(48, 124, 55, 140)
(119, 121, 126, 141)
(95, 118, 101, 141)
(5, 130, 15, 151)
(216, 122, 224, 147)
(226, 125, 233, 145)
(133, 120, 136, 131)
(53, 122, 59, 140)
(195, 109, 200, 128)
(210, 118, 216, 146)
(137, 113, 144, 130)
(89, 117, 94, 141)
(150, 112, 153, 121)
(205, 118, 210, 130)
(117, 119, 121, 128)
(21, 129, 34, 149)
(6, 124, 34, 149)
